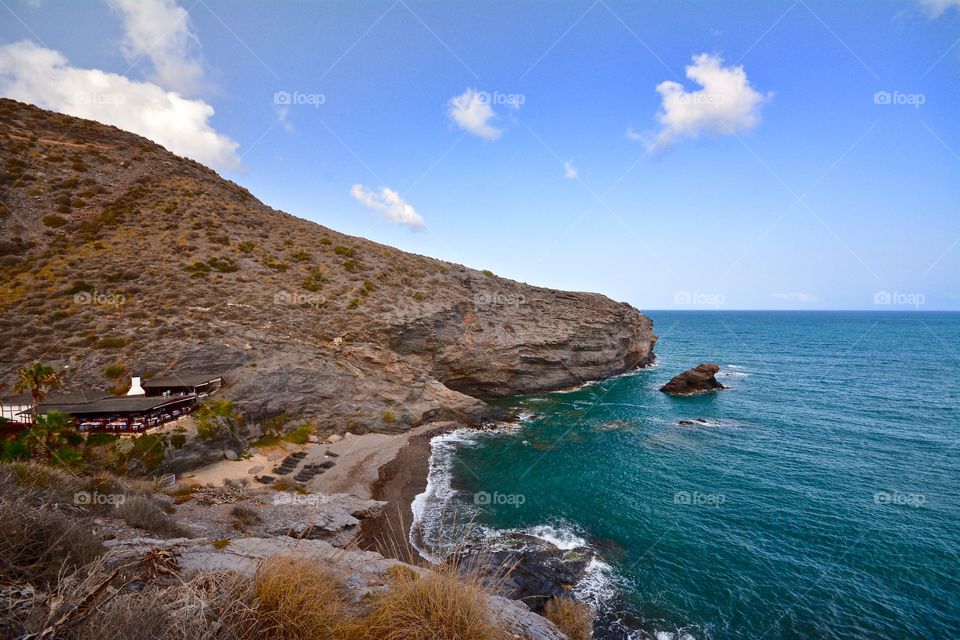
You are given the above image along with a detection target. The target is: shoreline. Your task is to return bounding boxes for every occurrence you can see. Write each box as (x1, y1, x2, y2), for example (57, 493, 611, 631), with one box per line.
(357, 422, 454, 563)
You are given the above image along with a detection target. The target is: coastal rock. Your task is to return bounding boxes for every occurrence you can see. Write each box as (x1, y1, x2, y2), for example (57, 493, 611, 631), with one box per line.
(660, 363, 725, 396)
(110, 536, 565, 640)
(455, 533, 593, 613)
(264, 493, 385, 541)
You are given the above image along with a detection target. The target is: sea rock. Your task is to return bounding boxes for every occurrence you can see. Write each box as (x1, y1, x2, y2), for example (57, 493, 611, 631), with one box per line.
(455, 533, 593, 613)
(660, 363, 725, 396)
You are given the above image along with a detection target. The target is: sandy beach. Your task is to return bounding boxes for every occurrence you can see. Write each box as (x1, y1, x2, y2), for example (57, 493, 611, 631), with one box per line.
(178, 422, 457, 562)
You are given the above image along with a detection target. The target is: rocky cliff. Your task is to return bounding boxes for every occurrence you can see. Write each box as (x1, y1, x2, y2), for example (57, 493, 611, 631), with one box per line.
(0, 98, 657, 433)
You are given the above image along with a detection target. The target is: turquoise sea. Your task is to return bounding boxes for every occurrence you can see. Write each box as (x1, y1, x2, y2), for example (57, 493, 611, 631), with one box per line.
(411, 311, 960, 639)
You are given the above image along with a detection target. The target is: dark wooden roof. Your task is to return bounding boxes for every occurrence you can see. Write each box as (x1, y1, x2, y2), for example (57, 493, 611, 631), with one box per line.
(142, 373, 222, 388)
(40, 394, 196, 415)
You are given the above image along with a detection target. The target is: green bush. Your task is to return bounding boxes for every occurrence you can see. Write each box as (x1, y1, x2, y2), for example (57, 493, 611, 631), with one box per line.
(292, 250, 311, 261)
(333, 245, 355, 258)
(284, 423, 315, 444)
(237, 240, 256, 253)
(302, 268, 325, 292)
(185, 261, 211, 276)
(42, 214, 67, 228)
(207, 256, 238, 273)
(103, 363, 127, 379)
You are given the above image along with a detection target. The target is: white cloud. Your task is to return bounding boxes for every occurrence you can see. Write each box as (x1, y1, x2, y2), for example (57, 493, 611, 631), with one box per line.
(918, 0, 960, 16)
(773, 292, 818, 303)
(0, 40, 240, 171)
(563, 160, 577, 179)
(350, 184, 425, 228)
(107, 0, 205, 96)
(447, 88, 502, 140)
(642, 53, 770, 151)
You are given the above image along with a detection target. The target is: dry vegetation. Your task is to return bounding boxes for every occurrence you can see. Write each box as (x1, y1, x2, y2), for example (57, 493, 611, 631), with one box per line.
(0, 461, 580, 640)
(0, 97, 484, 380)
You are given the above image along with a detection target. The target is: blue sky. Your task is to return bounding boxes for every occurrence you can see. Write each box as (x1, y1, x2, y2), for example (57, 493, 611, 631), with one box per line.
(1, 0, 958, 310)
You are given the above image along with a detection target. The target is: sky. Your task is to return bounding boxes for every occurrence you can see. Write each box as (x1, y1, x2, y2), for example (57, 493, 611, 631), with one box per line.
(1, 0, 958, 310)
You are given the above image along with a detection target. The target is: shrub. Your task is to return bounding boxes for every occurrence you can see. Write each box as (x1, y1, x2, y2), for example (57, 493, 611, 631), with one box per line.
(115, 495, 190, 538)
(292, 250, 311, 261)
(186, 261, 211, 276)
(348, 298, 360, 309)
(237, 240, 256, 253)
(284, 423, 315, 444)
(207, 256, 238, 273)
(383, 411, 395, 424)
(251, 556, 352, 640)
(482, 269, 494, 277)
(42, 214, 67, 227)
(302, 267, 325, 292)
(103, 362, 127, 379)
(0, 493, 104, 587)
(320, 236, 332, 245)
(359, 560, 500, 640)
(195, 399, 243, 442)
(413, 292, 425, 302)
(333, 245, 355, 258)
(261, 256, 289, 272)
(231, 504, 262, 526)
(544, 597, 596, 640)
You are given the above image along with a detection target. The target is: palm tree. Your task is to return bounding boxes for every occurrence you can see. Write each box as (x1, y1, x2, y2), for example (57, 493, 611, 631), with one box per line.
(22, 410, 71, 461)
(14, 363, 62, 421)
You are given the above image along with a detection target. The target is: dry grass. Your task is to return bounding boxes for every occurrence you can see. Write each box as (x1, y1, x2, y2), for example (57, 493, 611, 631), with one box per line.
(250, 555, 354, 640)
(114, 495, 191, 538)
(357, 559, 502, 640)
(544, 597, 596, 640)
(0, 493, 104, 588)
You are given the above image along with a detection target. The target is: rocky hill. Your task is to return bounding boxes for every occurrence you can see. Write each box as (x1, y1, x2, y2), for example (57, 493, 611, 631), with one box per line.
(0, 98, 657, 433)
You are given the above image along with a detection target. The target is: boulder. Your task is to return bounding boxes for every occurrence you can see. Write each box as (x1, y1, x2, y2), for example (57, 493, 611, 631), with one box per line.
(660, 363, 725, 396)
(455, 533, 593, 613)
(326, 434, 343, 444)
(224, 449, 238, 461)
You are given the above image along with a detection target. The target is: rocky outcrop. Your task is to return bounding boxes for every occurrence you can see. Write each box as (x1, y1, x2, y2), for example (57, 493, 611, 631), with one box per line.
(104, 536, 567, 640)
(455, 533, 594, 613)
(660, 363, 725, 395)
(0, 98, 656, 434)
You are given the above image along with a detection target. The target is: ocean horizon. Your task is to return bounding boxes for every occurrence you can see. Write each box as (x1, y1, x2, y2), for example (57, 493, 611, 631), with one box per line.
(412, 310, 960, 639)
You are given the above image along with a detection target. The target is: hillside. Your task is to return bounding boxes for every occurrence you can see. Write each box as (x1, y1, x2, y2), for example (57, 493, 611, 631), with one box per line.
(0, 98, 657, 433)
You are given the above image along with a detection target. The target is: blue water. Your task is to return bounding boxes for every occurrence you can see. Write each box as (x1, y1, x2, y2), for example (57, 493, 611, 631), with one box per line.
(413, 311, 960, 639)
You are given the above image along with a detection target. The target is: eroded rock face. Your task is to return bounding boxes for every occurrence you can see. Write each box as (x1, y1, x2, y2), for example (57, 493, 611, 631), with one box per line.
(660, 363, 725, 395)
(455, 533, 593, 613)
(0, 98, 657, 434)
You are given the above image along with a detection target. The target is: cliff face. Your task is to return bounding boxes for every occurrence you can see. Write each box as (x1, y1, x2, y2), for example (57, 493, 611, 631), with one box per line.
(0, 98, 657, 432)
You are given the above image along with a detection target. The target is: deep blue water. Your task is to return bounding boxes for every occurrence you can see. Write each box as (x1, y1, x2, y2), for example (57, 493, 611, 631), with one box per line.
(412, 311, 960, 640)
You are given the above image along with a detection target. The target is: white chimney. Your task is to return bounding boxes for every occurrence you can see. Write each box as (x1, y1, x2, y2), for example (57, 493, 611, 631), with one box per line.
(127, 376, 145, 396)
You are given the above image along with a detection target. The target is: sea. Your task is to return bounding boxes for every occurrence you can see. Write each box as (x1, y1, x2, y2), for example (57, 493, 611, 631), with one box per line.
(410, 311, 960, 640)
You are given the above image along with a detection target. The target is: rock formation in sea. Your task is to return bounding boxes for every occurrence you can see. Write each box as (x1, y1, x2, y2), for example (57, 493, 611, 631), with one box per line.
(660, 363, 726, 395)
